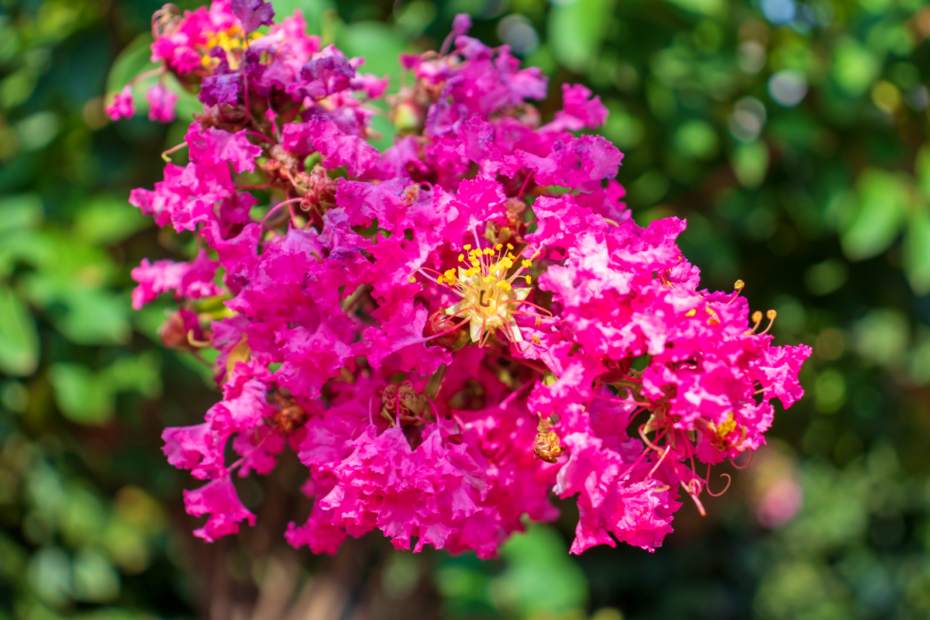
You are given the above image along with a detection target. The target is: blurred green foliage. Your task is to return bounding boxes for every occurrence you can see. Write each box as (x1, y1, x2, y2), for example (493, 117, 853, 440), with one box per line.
(3, 0, 930, 618)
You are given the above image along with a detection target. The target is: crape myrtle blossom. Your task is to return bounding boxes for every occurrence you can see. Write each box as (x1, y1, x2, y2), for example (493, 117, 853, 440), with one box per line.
(117, 0, 810, 557)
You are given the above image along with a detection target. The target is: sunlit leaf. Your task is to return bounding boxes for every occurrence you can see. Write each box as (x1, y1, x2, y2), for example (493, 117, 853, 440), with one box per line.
(60, 486, 107, 548)
(915, 143, 930, 196)
(26, 546, 72, 607)
(0, 284, 39, 377)
(731, 141, 769, 189)
(337, 21, 409, 94)
(674, 119, 718, 160)
(493, 525, 588, 617)
(73, 547, 120, 603)
(665, 0, 725, 16)
(23, 275, 131, 345)
(0, 193, 42, 234)
(106, 33, 157, 97)
(103, 352, 162, 399)
(49, 363, 115, 425)
(832, 38, 881, 97)
(74, 194, 150, 246)
(268, 0, 336, 34)
(548, 0, 616, 73)
(841, 169, 908, 261)
(904, 207, 930, 295)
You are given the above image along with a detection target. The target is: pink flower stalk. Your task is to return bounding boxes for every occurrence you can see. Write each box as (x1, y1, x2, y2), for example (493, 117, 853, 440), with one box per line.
(118, 0, 811, 557)
(106, 85, 135, 121)
(146, 82, 179, 123)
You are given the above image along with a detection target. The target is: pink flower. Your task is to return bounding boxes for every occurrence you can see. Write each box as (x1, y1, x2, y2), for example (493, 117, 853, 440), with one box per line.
(123, 2, 811, 557)
(162, 423, 229, 479)
(519, 135, 624, 191)
(184, 476, 256, 541)
(756, 344, 812, 408)
(274, 322, 356, 399)
(186, 123, 262, 173)
(105, 85, 134, 121)
(230, 0, 274, 34)
(145, 83, 178, 123)
(362, 300, 452, 377)
(131, 248, 222, 309)
(546, 84, 609, 132)
(282, 114, 380, 177)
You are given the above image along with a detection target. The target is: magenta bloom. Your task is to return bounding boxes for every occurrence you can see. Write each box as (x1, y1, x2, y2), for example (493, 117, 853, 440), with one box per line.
(145, 83, 178, 122)
(105, 85, 134, 121)
(120, 1, 811, 558)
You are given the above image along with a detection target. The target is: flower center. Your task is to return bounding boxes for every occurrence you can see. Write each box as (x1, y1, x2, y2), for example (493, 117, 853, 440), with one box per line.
(437, 242, 536, 345)
(201, 26, 262, 69)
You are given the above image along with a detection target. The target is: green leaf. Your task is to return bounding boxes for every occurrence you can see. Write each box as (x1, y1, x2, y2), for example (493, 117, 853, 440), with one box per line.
(27, 546, 72, 607)
(74, 195, 149, 246)
(60, 487, 107, 548)
(20, 239, 130, 343)
(840, 169, 908, 261)
(103, 352, 162, 399)
(72, 548, 120, 603)
(165, 72, 203, 123)
(394, 0, 437, 37)
(674, 120, 718, 160)
(493, 525, 588, 617)
(0, 193, 42, 234)
(106, 33, 157, 96)
(0, 534, 27, 582)
(368, 112, 398, 153)
(852, 309, 909, 367)
(52, 288, 131, 345)
(804, 259, 849, 296)
(915, 144, 930, 196)
(0, 284, 39, 377)
(0, 230, 55, 279)
(48, 363, 114, 425)
(337, 21, 409, 94)
(548, 0, 617, 74)
(904, 207, 930, 295)
(831, 38, 881, 97)
(601, 100, 645, 149)
(731, 141, 769, 189)
(267, 0, 335, 34)
(665, 0, 725, 16)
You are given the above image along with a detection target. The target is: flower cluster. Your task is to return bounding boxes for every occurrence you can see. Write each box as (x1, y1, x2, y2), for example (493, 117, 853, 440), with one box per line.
(117, 0, 810, 556)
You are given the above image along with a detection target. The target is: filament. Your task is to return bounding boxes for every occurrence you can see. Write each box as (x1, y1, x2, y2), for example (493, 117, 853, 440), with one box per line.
(760, 309, 777, 334)
(186, 330, 211, 348)
(704, 467, 732, 497)
(729, 450, 753, 470)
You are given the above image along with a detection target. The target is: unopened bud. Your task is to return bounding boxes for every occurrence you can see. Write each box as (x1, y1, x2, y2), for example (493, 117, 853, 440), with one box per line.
(392, 100, 425, 134)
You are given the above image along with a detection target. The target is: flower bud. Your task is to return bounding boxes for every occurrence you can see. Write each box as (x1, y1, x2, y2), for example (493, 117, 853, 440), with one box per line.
(391, 100, 425, 134)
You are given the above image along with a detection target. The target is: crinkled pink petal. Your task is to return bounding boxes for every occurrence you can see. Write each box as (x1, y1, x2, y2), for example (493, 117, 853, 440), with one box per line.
(146, 83, 179, 123)
(184, 476, 256, 542)
(106, 85, 134, 121)
(131, 248, 222, 309)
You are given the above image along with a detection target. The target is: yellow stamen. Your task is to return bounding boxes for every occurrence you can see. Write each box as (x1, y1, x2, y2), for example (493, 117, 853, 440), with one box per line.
(713, 412, 737, 443)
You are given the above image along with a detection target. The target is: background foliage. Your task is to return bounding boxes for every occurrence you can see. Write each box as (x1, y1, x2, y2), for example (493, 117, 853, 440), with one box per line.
(1, 0, 930, 618)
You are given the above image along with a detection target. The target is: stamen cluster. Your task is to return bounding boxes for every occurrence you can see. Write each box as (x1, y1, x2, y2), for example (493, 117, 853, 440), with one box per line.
(116, 0, 811, 556)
